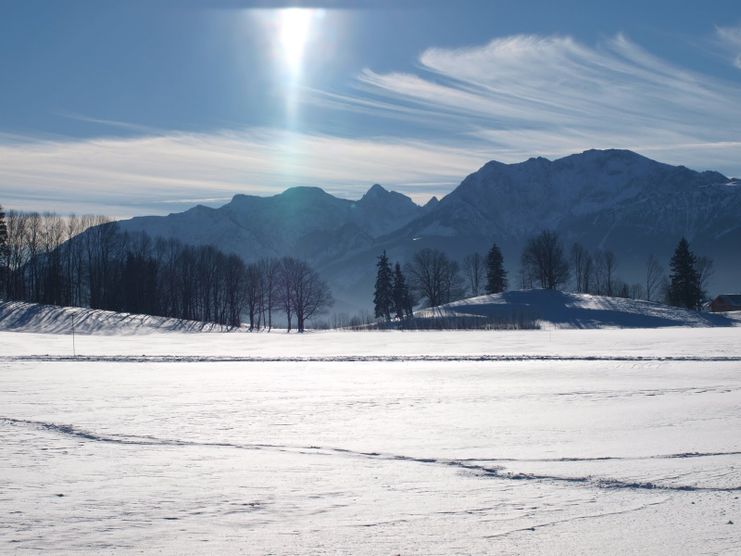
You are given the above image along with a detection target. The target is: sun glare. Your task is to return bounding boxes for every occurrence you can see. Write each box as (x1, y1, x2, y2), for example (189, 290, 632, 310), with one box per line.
(279, 8, 314, 75)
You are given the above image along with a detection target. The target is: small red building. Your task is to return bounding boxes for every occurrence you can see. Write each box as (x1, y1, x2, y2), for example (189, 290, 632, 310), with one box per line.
(709, 294, 741, 312)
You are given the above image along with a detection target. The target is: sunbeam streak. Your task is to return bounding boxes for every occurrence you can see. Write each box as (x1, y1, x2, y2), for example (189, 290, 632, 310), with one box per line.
(279, 8, 314, 77)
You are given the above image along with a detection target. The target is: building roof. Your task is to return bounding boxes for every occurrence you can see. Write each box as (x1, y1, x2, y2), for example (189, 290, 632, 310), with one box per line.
(714, 294, 741, 307)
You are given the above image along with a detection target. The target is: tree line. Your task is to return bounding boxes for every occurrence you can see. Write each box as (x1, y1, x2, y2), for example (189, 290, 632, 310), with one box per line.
(0, 207, 332, 331)
(373, 243, 508, 319)
(520, 231, 714, 309)
(0, 205, 714, 329)
(530, 232, 712, 309)
(372, 230, 714, 318)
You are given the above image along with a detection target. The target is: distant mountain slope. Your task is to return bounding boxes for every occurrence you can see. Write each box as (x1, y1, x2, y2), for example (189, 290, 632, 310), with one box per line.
(120, 184, 423, 261)
(106, 149, 740, 312)
(397, 149, 736, 239)
(428, 150, 741, 238)
(382, 149, 738, 247)
(0, 301, 234, 335)
(414, 289, 740, 329)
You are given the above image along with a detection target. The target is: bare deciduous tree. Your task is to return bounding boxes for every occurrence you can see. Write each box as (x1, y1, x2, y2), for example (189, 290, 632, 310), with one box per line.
(570, 242, 593, 293)
(258, 258, 279, 331)
(520, 230, 569, 290)
(405, 248, 464, 308)
(629, 283, 644, 300)
(462, 253, 485, 297)
(277, 257, 299, 332)
(645, 254, 664, 302)
(696, 256, 714, 301)
(289, 260, 333, 333)
(245, 262, 263, 331)
(592, 250, 617, 296)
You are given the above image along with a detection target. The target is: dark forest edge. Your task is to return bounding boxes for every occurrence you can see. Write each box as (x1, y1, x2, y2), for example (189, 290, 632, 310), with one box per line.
(0, 205, 723, 332)
(0, 208, 332, 332)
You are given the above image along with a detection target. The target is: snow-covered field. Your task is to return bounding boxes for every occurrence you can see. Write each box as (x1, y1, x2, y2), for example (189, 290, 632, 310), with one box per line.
(1, 324, 740, 554)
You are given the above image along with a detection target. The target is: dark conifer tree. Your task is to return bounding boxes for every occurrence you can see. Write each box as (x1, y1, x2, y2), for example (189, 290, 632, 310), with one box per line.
(485, 241, 507, 294)
(0, 205, 7, 264)
(667, 238, 702, 309)
(373, 251, 394, 321)
(0, 205, 7, 250)
(0, 205, 8, 297)
(392, 262, 412, 320)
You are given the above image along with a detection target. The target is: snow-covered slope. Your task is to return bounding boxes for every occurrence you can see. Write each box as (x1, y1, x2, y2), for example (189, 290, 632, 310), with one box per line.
(414, 289, 740, 329)
(407, 149, 738, 240)
(0, 301, 234, 335)
(401, 149, 738, 239)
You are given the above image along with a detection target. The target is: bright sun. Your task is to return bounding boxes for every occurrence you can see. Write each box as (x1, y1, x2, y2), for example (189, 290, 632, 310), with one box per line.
(279, 8, 313, 75)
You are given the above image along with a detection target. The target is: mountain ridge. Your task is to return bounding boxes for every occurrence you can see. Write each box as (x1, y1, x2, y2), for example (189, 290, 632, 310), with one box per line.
(114, 149, 741, 312)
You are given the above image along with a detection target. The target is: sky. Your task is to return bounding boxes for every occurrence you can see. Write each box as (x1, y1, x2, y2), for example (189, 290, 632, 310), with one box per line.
(1, 0, 741, 217)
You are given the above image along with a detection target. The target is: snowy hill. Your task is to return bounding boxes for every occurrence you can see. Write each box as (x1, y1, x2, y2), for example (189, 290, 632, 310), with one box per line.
(0, 301, 236, 335)
(413, 290, 740, 329)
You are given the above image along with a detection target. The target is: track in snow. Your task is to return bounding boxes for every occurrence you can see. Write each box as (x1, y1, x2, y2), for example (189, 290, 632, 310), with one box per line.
(3, 417, 740, 494)
(2, 354, 741, 363)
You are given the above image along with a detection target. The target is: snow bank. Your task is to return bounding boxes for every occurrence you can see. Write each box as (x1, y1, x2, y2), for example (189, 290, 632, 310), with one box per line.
(414, 289, 740, 329)
(1, 290, 738, 338)
(0, 301, 236, 335)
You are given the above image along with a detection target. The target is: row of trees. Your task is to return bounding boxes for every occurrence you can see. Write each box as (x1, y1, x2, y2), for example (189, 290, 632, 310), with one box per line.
(1, 204, 714, 328)
(570, 245, 646, 300)
(521, 230, 713, 309)
(521, 231, 713, 309)
(373, 243, 508, 318)
(0, 208, 333, 331)
(371, 231, 714, 316)
(373, 252, 413, 321)
(460, 243, 508, 297)
(0, 211, 116, 307)
(403, 243, 508, 310)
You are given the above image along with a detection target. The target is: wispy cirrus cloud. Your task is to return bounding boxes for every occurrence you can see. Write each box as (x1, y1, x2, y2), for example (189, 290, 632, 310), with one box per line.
(308, 33, 741, 172)
(716, 25, 741, 68)
(3, 32, 741, 217)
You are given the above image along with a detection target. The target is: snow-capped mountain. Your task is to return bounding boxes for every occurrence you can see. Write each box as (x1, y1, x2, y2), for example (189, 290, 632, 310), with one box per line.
(397, 149, 738, 242)
(120, 183, 423, 263)
(114, 149, 741, 312)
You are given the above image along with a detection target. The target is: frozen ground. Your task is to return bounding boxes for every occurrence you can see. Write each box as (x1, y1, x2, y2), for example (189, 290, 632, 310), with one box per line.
(1, 326, 740, 554)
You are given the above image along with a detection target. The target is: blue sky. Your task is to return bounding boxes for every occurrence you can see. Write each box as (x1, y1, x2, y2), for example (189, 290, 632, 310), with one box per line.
(1, 0, 741, 216)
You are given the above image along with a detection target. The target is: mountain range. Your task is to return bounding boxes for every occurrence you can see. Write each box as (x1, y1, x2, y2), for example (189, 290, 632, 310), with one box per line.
(118, 149, 741, 313)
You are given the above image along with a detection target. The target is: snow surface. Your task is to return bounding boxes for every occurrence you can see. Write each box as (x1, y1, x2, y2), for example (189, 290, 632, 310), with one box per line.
(1, 320, 740, 553)
(0, 301, 234, 335)
(3, 291, 738, 340)
(415, 290, 741, 329)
